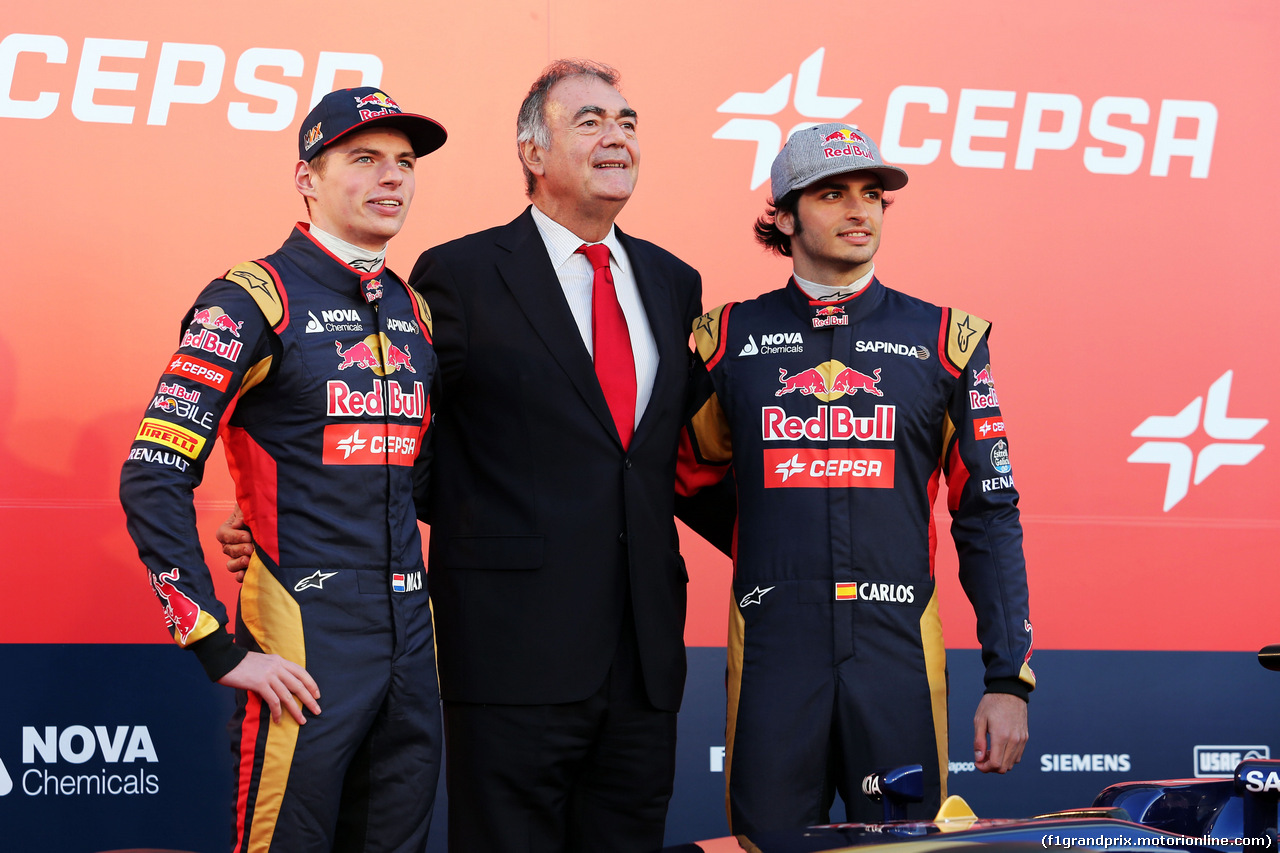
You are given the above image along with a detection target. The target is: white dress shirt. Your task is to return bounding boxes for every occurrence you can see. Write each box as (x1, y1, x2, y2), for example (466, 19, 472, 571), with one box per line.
(530, 204, 659, 427)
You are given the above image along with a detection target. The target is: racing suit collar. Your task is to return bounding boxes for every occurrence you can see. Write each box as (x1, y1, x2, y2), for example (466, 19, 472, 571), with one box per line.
(787, 274, 885, 330)
(284, 223, 387, 298)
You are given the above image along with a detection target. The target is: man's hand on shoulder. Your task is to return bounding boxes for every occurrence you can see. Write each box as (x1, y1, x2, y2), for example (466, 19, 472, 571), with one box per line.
(217, 506, 254, 582)
(218, 651, 321, 726)
(973, 692, 1028, 774)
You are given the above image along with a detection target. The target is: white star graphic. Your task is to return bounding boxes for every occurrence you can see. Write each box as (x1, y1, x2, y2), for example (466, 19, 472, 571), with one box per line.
(337, 430, 367, 459)
(1128, 370, 1266, 511)
(713, 48, 862, 189)
(775, 454, 807, 482)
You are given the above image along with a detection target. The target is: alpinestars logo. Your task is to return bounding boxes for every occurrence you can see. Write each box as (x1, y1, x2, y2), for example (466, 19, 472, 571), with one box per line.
(713, 48, 860, 189)
(1128, 370, 1266, 511)
(739, 585, 775, 607)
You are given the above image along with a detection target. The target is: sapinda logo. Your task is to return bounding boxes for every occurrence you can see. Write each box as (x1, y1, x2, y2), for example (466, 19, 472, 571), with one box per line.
(2, 725, 160, 797)
(714, 47, 1217, 188)
(0, 33, 381, 130)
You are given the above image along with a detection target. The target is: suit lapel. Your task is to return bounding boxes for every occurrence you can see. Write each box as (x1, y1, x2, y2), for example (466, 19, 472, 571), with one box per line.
(495, 208, 619, 442)
(618, 228, 678, 447)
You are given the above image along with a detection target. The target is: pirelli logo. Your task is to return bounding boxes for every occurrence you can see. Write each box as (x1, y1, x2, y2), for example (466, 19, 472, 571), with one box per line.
(136, 418, 206, 459)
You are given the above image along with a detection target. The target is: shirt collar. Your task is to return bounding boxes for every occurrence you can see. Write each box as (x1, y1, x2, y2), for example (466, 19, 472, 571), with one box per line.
(530, 203, 630, 276)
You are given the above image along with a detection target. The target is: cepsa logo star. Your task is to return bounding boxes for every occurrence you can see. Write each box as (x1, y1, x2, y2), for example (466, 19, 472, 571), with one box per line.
(713, 48, 860, 189)
(1128, 370, 1266, 511)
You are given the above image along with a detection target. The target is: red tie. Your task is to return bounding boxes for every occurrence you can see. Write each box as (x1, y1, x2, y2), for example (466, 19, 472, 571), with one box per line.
(577, 243, 636, 449)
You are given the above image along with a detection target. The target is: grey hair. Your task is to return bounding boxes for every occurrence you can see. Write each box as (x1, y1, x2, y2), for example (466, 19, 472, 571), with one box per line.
(516, 59, 621, 197)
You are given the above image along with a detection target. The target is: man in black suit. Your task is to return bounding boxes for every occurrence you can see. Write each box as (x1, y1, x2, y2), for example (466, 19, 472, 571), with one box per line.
(406, 60, 704, 852)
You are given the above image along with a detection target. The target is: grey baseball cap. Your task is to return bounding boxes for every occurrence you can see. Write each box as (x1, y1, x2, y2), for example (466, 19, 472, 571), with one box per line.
(770, 122, 909, 201)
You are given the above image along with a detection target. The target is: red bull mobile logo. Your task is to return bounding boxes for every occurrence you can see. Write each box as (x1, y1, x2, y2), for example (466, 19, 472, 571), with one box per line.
(335, 333, 415, 377)
(776, 361, 883, 401)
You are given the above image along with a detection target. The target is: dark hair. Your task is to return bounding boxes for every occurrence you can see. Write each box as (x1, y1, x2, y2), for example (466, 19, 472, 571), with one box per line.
(516, 59, 621, 197)
(753, 191, 800, 256)
(753, 186, 894, 256)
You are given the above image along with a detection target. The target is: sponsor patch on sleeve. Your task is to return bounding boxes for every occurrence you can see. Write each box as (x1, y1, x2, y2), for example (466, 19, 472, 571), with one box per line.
(136, 418, 207, 459)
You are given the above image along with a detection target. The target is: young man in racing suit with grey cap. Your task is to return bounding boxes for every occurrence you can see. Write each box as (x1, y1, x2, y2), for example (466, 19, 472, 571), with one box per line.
(678, 123, 1035, 835)
(120, 86, 446, 851)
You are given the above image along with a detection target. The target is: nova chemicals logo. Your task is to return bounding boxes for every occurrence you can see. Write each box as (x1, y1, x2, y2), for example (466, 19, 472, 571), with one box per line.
(3, 725, 160, 797)
(1128, 370, 1266, 511)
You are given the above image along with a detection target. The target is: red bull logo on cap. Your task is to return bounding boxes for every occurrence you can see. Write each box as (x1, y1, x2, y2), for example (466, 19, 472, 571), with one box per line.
(775, 360, 884, 402)
(354, 91, 403, 121)
(821, 125, 876, 162)
(822, 128, 867, 145)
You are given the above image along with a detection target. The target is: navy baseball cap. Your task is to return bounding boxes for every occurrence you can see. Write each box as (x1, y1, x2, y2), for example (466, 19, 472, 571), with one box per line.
(298, 86, 447, 162)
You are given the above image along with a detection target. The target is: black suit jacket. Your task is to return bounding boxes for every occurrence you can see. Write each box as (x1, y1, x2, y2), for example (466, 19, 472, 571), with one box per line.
(408, 207, 703, 712)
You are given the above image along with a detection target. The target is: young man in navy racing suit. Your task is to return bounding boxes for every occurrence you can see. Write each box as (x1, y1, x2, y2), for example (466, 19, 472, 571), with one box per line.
(678, 124, 1035, 835)
(120, 88, 447, 852)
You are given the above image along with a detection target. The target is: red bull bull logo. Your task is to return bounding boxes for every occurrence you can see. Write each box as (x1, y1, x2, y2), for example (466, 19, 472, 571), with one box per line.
(819, 126, 875, 162)
(190, 306, 244, 338)
(354, 92, 402, 121)
(385, 343, 414, 373)
(972, 364, 995, 387)
(811, 305, 849, 329)
(336, 339, 381, 371)
(829, 367, 883, 397)
(776, 367, 829, 397)
(364, 279, 384, 302)
(354, 91, 399, 110)
(822, 128, 867, 145)
(149, 568, 203, 644)
(335, 333, 415, 376)
(776, 363, 883, 399)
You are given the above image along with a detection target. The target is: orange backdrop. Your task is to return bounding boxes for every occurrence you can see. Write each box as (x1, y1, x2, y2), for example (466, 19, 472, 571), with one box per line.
(2, 0, 1275, 653)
